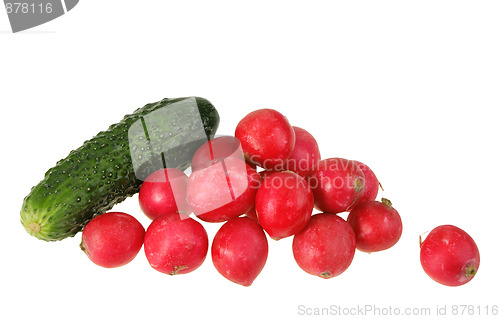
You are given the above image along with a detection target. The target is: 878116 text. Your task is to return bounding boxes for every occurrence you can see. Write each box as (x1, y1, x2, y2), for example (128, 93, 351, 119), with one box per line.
(5, 2, 53, 14)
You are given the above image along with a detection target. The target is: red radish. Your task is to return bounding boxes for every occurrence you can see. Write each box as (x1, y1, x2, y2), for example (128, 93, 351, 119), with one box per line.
(235, 109, 295, 170)
(191, 136, 245, 171)
(81, 212, 145, 268)
(308, 158, 365, 213)
(420, 225, 480, 286)
(255, 171, 314, 240)
(139, 168, 189, 220)
(286, 126, 321, 177)
(187, 157, 260, 222)
(144, 214, 209, 275)
(259, 169, 279, 180)
(212, 217, 268, 286)
(347, 198, 402, 252)
(293, 213, 356, 279)
(352, 160, 380, 206)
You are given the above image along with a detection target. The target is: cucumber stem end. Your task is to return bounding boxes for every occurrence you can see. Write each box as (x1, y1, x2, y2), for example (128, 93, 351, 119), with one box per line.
(28, 223, 41, 233)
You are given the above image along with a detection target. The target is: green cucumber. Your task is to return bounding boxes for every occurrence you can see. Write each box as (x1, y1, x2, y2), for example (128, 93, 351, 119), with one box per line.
(21, 96, 220, 241)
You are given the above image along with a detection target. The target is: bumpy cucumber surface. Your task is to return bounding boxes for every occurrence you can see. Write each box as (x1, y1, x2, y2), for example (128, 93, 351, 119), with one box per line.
(21, 97, 219, 241)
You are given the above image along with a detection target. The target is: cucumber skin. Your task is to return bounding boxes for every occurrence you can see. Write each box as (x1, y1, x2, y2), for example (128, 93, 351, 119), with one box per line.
(21, 97, 219, 241)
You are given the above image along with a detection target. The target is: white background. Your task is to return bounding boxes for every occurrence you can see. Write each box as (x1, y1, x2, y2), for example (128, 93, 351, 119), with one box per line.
(1, 1, 499, 318)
